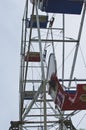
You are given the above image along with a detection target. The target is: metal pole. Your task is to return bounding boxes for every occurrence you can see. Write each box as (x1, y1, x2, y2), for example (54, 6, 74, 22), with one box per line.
(35, 0, 47, 129)
(62, 14, 65, 86)
(60, 14, 65, 130)
(19, 0, 28, 121)
(22, 83, 44, 120)
(23, 3, 35, 91)
(68, 3, 86, 87)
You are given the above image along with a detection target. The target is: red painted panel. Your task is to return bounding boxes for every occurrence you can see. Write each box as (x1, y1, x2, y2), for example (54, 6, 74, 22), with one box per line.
(24, 52, 40, 62)
(59, 84, 86, 110)
(51, 75, 86, 110)
(47, 53, 86, 110)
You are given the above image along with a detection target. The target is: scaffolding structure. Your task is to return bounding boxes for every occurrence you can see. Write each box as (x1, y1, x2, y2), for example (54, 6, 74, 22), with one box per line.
(10, 0, 86, 130)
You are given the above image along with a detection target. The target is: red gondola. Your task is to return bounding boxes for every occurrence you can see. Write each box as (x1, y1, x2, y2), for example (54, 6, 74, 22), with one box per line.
(47, 53, 86, 110)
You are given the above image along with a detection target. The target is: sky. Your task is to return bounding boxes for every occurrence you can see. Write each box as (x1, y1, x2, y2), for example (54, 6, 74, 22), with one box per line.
(0, 0, 24, 129)
(0, 0, 86, 130)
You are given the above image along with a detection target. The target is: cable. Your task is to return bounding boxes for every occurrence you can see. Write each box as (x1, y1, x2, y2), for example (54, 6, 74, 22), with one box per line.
(57, 45, 76, 71)
(80, 45, 86, 67)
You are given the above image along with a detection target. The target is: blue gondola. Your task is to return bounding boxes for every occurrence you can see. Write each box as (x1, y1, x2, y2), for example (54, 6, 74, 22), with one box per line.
(31, 0, 83, 14)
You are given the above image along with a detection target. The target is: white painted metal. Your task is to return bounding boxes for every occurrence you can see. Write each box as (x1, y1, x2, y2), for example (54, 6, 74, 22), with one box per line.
(18, 0, 86, 130)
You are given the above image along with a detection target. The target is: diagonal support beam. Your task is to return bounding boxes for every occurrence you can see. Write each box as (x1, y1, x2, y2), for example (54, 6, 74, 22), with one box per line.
(68, 3, 86, 87)
(22, 81, 46, 120)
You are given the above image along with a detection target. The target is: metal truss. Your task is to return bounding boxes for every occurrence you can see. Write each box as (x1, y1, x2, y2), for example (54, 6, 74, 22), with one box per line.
(18, 0, 86, 130)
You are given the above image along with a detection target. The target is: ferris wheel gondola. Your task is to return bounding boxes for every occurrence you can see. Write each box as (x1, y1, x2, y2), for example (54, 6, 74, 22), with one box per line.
(47, 53, 86, 111)
(31, 0, 83, 14)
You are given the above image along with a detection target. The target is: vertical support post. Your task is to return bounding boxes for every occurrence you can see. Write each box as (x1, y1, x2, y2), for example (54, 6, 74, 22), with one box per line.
(68, 3, 86, 87)
(23, 2, 35, 91)
(35, 0, 47, 129)
(60, 14, 65, 130)
(19, 0, 28, 122)
(62, 14, 65, 86)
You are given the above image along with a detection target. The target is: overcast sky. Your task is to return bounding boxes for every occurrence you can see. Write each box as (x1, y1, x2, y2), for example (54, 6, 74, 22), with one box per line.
(0, 0, 24, 129)
(0, 1, 86, 130)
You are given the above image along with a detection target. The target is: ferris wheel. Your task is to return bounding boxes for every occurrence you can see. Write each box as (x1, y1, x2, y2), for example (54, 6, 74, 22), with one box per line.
(9, 0, 86, 130)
